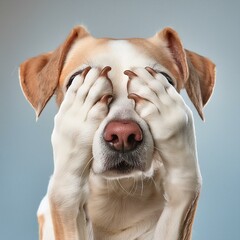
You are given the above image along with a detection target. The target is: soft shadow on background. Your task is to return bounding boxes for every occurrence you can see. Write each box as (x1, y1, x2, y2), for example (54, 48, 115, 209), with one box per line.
(0, 0, 239, 239)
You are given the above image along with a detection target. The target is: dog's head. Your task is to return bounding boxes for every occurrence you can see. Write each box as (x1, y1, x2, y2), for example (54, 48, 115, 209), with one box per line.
(19, 26, 215, 178)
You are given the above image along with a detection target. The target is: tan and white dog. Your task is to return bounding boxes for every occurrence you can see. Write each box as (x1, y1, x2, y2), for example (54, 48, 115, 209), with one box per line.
(19, 26, 215, 240)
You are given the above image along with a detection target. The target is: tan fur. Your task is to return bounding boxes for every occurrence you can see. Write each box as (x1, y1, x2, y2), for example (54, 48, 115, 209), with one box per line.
(185, 50, 216, 119)
(38, 214, 45, 240)
(50, 203, 65, 240)
(56, 37, 109, 105)
(19, 26, 89, 117)
(180, 192, 200, 240)
(148, 28, 189, 88)
(128, 37, 183, 89)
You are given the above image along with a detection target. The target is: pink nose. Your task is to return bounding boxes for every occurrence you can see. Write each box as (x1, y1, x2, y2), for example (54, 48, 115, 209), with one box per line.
(103, 120, 143, 152)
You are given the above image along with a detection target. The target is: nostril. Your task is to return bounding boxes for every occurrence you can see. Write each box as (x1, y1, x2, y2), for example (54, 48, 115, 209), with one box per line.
(128, 134, 135, 144)
(127, 134, 138, 150)
(110, 134, 119, 144)
(127, 133, 140, 145)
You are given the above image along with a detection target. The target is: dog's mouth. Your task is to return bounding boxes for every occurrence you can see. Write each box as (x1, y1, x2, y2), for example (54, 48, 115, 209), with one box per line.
(102, 150, 146, 177)
(108, 160, 137, 174)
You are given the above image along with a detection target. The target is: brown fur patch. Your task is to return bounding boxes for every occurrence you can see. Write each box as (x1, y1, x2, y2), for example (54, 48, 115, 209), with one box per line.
(180, 192, 200, 240)
(56, 37, 109, 105)
(38, 214, 45, 240)
(19, 26, 89, 117)
(49, 202, 66, 240)
(129, 37, 183, 90)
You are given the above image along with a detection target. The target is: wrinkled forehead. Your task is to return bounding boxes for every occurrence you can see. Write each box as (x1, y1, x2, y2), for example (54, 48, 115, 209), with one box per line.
(59, 36, 176, 86)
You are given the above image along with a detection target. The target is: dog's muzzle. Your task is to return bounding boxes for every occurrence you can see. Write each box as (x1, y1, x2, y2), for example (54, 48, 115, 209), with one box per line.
(102, 120, 146, 174)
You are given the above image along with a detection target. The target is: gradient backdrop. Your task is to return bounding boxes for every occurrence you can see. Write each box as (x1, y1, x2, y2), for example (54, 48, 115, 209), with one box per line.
(1, 0, 239, 239)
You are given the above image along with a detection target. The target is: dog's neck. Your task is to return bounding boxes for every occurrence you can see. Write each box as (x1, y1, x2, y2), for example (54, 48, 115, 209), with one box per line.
(87, 169, 165, 237)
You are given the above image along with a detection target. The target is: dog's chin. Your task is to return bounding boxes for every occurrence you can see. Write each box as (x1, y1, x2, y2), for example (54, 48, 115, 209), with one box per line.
(102, 161, 145, 179)
(93, 162, 155, 180)
(92, 150, 154, 179)
(100, 170, 145, 179)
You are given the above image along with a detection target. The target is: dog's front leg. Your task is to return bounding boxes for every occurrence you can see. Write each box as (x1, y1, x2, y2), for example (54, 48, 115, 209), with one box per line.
(45, 67, 113, 240)
(126, 68, 202, 240)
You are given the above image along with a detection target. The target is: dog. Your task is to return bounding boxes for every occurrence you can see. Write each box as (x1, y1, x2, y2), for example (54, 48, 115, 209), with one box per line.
(19, 26, 216, 240)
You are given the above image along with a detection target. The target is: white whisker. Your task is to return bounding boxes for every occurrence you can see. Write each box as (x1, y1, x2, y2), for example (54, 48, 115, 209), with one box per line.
(117, 179, 131, 196)
(80, 156, 93, 179)
(154, 146, 165, 156)
(129, 178, 137, 195)
(151, 176, 158, 189)
(140, 174, 144, 196)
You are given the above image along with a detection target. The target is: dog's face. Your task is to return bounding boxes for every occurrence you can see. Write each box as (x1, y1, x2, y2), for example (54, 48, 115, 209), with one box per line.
(61, 38, 170, 178)
(19, 26, 215, 179)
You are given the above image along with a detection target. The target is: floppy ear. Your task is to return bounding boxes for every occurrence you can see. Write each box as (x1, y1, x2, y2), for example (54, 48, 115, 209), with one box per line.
(19, 26, 89, 118)
(184, 49, 216, 120)
(153, 28, 216, 120)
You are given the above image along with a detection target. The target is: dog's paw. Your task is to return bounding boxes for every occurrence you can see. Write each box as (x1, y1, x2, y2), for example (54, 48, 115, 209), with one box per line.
(126, 67, 192, 142)
(125, 68, 200, 195)
(54, 67, 112, 137)
(49, 66, 113, 207)
(52, 66, 112, 153)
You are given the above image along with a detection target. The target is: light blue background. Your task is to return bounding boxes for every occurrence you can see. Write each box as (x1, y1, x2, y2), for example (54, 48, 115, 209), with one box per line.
(0, 0, 239, 239)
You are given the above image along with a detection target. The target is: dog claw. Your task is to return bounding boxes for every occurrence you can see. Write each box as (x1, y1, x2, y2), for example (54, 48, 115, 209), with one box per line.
(145, 67, 157, 77)
(100, 94, 113, 104)
(81, 66, 92, 78)
(124, 70, 138, 79)
(128, 93, 143, 103)
(99, 66, 112, 78)
(99, 66, 113, 91)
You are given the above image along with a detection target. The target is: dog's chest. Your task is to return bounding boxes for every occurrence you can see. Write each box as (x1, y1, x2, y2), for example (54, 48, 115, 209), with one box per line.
(87, 174, 164, 239)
